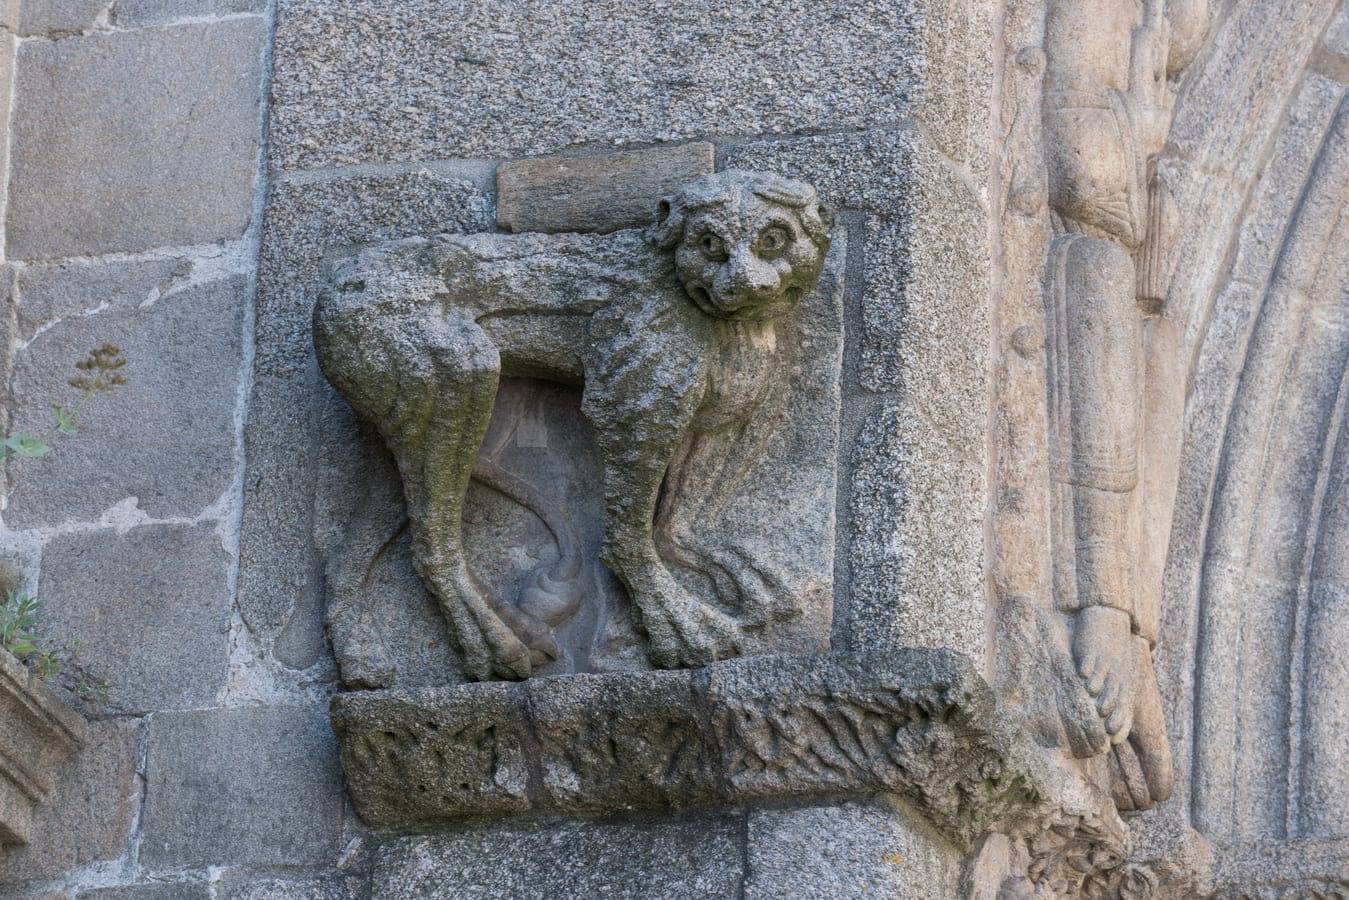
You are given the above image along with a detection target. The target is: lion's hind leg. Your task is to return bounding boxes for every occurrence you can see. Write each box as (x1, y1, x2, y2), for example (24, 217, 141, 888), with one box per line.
(392, 315, 571, 680)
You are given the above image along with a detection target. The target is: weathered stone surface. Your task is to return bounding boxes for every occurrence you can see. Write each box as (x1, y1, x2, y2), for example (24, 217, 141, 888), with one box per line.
(0, 531, 39, 597)
(0, 41, 13, 264)
(1190, 98, 1349, 844)
(497, 142, 714, 234)
(0, 718, 136, 881)
(744, 799, 962, 899)
(5, 267, 246, 527)
(1152, 69, 1345, 841)
(333, 649, 1043, 849)
(722, 128, 918, 217)
(1211, 838, 1349, 899)
(37, 525, 231, 715)
(331, 682, 531, 825)
(7, 20, 266, 259)
(239, 170, 493, 671)
(312, 171, 841, 684)
(78, 886, 211, 900)
(527, 669, 713, 812)
(269, 0, 920, 168)
(14, 0, 107, 36)
(1328, 3, 1349, 57)
(112, 0, 265, 27)
(140, 704, 344, 868)
(371, 813, 743, 899)
(215, 873, 367, 900)
(0, 648, 87, 847)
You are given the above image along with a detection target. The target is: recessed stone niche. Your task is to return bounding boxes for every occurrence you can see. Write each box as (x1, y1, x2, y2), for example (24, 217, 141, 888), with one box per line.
(307, 149, 1047, 845)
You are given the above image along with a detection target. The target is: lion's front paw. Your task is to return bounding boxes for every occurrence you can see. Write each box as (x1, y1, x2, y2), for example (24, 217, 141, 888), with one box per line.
(643, 597, 744, 669)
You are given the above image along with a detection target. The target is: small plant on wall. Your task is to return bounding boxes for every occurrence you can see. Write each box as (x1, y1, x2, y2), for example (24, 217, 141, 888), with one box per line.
(1, 343, 126, 700)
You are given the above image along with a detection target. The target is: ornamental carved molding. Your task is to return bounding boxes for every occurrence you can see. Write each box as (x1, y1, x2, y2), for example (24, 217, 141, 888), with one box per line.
(995, 0, 1349, 895)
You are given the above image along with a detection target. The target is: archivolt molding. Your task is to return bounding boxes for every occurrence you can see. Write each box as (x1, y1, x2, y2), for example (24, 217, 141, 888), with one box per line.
(992, 0, 1348, 894)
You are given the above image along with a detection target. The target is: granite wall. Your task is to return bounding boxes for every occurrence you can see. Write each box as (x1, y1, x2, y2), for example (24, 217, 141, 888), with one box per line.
(12, 0, 1343, 896)
(0, 0, 994, 897)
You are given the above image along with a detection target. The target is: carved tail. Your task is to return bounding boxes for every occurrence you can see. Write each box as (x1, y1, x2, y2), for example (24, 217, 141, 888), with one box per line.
(471, 456, 586, 627)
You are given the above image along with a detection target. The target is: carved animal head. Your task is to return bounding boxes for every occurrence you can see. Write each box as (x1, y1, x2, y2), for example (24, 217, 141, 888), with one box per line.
(651, 170, 832, 322)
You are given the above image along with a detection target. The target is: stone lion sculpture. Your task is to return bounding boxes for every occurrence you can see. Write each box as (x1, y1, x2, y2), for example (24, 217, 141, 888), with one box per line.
(314, 170, 832, 683)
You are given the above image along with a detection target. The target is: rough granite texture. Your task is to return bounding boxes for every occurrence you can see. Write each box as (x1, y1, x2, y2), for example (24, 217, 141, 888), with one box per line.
(0, 648, 88, 849)
(0, 719, 138, 881)
(371, 814, 744, 899)
(138, 704, 345, 869)
(111, 0, 266, 27)
(744, 799, 962, 898)
(332, 649, 1044, 851)
(6, 19, 266, 259)
(5, 268, 246, 528)
(723, 128, 990, 662)
(269, 0, 922, 169)
(36, 524, 233, 715)
(78, 887, 212, 900)
(215, 873, 368, 900)
(12, 0, 108, 36)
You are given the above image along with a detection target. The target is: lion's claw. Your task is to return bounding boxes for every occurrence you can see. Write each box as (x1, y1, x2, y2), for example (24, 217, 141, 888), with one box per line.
(644, 599, 744, 669)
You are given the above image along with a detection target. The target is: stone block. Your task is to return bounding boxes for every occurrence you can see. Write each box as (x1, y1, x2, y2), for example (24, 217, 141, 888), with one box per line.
(269, 0, 921, 168)
(1323, 1, 1349, 58)
(0, 530, 39, 597)
(329, 682, 531, 827)
(139, 704, 345, 868)
(526, 670, 717, 811)
(78, 886, 211, 900)
(371, 813, 743, 899)
(745, 799, 962, 899)
(497, 142, 714, 234)
(14, 0, 107, 36)
(37, 524, 232, 715)
(215, 874, 366, 900)
(7, 20, 266, 259)
(6, 888, 73, 900)
(4, 266, 246, 527)
(238, 170, 493, 668)
(0, 718, 137, 881)
(722, 128, 918, 217)
(332, 649, 1045, 849)
(0, 648, 87, 847)
(112, 0, 265, 27)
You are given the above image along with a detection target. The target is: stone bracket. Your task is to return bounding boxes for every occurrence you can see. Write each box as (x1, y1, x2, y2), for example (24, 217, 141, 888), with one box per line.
(332, 649, 1064, 850)
(0, 648, 87, 846)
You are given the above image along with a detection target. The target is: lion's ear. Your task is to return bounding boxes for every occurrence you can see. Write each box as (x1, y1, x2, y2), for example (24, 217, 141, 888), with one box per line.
(649, 196, 686, 250)
(817, 201, 837, 236)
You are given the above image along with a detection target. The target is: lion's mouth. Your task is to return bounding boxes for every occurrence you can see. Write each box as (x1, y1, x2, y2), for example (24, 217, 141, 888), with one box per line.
(688, 283, 804, 321)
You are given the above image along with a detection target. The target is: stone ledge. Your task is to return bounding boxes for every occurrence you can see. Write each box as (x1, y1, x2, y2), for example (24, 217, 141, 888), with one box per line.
(0, 647, 88, 846)
(332, 649, 1059, 850)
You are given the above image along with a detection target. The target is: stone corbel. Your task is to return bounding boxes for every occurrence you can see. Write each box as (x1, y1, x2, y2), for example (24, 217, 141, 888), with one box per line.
(0, 647, 87, 848)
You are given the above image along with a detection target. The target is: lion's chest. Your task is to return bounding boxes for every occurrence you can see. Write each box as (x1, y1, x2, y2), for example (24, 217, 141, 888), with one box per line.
(693, 320, 781, 431)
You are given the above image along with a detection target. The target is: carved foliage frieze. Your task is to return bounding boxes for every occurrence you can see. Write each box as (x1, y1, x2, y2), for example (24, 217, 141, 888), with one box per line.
(331, 649, 1047, 850)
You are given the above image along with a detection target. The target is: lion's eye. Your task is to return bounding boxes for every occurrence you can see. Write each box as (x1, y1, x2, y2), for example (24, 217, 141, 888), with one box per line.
(698, 232, 727, 260)
(755, 226, 791, 259)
